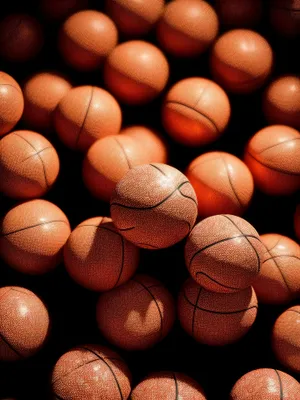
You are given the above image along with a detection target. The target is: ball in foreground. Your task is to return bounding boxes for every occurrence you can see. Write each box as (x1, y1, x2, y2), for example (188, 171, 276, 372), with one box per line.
(110, 163, 198, 249)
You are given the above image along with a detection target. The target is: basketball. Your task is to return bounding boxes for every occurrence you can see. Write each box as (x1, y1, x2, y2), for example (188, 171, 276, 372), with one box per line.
(270, 0, 300, 37)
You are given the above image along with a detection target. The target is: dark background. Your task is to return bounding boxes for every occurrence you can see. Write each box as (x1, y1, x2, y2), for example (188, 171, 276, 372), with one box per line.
(0, 0, 299, 398)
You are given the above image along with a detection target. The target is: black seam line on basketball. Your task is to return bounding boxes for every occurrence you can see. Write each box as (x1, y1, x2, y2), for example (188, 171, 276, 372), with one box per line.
(178, 186, 198, 208)
(195, 271, 243, 290)
(1, 220, 69, 237)
(287, 309, 300, 316)
(274, 370, 283, 400)
(135, 242, 160, 249)
(74, 224, 124, 239)
(222, 157, 243, 209)
(263, 254, 300, 263)
(0, 83, 22, 94)
(10, 288, 35, 297)
(165, 100, 220, 134)
(132, 279, 164, 338)
(257, 137, 300, 155)
(13, 132, 50, 188)
(188, 155, 224, 173)
(113, 233, 125, 288)
(264, 247, 292, 294)
(75, 86, 94, 149)
(52, 357, 101, 384)
(80, 347, 124, 400)
(183, 291, 258, 314)
(188, 234, 261, 268)
(267, 237, 283, 253)
(0, 332, 24, 358)
(111, 181, 191, 211)
(114, 137, 131, 169)
(150, 163, 167, 176)
(246, 151, 300, 176)
(173, 372, 179, 400)
(118, 226, 135, 231)
(53, 393, 65, 400)
(22, 146, 53, 162)
(222, 215, 261, 274)
(136, 284, 162, 295)
(192, 287, 202, 337)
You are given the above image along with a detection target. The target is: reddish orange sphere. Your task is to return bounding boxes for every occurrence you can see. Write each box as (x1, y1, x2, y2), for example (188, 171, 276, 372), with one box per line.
(185, 215, 265, 293)
(106, 0, 165, 36)
(0, 14, 43, 62)
(178, 278, 258, 346)
(41, 0, 89, 20)
(295, 205, 300, 241)
(270, 0, 300, 37)
(64, 216, 139, 291)
(186, 152, 254, 217)
(23, 72, 72, 131)
(157, 0, 219, 57)
(0, 71, 24, 136)
(52, 345, 131, 400)
(244, 125, 300, 195)
(211, 29, 273, 93)
(230, 368, 300, 399)
(0, 130, 60, 199)
(263, 75, 300, 130)
(0, 287, 50, 361)
(59, 10, 118, 71)
(96, 274, 175, 350)
(162, 77, 231, 146)
(0, 199, 71, 274)
(253, 234, 300, 304)
(272, 306, 300, 373)
(104, 40, 169, 104)
(131, 371, 207, 400)
(215, 0, 262, 28)
(54, 86, 122, 152)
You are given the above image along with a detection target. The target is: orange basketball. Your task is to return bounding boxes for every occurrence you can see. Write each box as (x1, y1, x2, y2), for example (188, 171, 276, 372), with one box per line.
(54, 86, 122, 152)
(253, 234, 300, 304)
(178, 278, 258, 346)
(106, 0, 165, 36)
(295, 205, 300, 241)
(186, 152, 254, 217)
(0, 199, 71, 274)
(272, 306, 300, 373)
(59, 10, 118, 71)
(23, 72, 72, 131)
(0, 130, 60, 199)
(215, 0, 262, 28)
(64, 216, 139, 291)
(185, 215, 265, 293)
(110, 163, 198, 249)
(244, 125, 300, 195)
(52, 345, 131, 400)
(0, 71, 24, 136)
(131, 371, 206, 400)
(162, 77, 231, 146)
(230, 368, 300, 399)
(210, 29, 273, 93)
(0, 286, 50, 361)
(96, 274, 175, 350)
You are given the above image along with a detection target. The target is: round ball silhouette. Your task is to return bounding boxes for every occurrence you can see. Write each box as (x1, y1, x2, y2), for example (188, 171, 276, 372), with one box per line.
(211, 29, 273, 93)
(178, 278, 258, 346)
(185, 214, 265, 293)
(162, 77, 230, 146)
(131, 371, 206, 400)
(0, 199, 71, 274)
(23, 72, 72, 131)
(96, 274, 175, 350)
(270, 0, 300, 38)
(244, 125, 300, 195)
(41, 0, 88, 20)
(186, 152, 254, 217)
(64, 216, 139, 291)
(272, 306, 300, 373)
(215, 0, 262, 28)
(263, 75, 300, 130)
(0, 286, 50, 361)
(59, 10, 118, 71)
(229, 368, 300, 399)
(110, 163, 198, 249)
(54, 85, 122, 152)
(157, 0, 219, 57)
(106, 0, 165, 36)
(253, 234, 300, 304)
(0, 14, 43, 62)
(0, 130, 60, 199)
(0, 71, 24, 136)
(52, 344, 131, 400)
(295, 205, 300, 241)
(104, 40, 169, 104)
